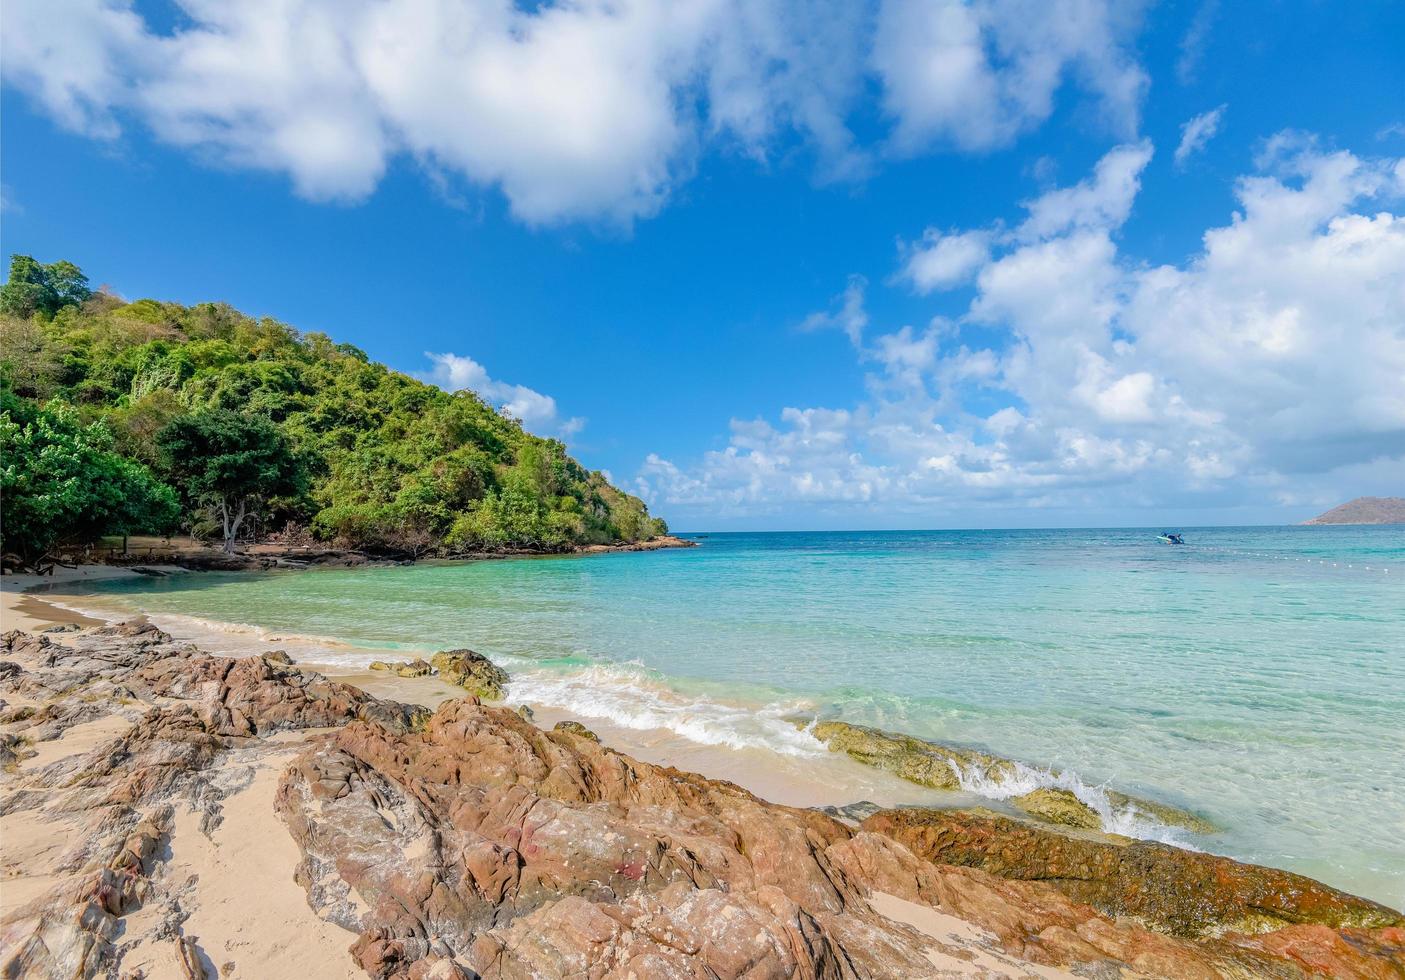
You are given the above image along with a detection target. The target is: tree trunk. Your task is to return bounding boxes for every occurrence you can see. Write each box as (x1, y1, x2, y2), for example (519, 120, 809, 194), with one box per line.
(223, 498, 248, 554)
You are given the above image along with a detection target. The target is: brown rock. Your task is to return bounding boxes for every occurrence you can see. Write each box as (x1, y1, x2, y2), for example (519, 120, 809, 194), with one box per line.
(276, 694, 1405, 978)
(863, 806, 1405, 938)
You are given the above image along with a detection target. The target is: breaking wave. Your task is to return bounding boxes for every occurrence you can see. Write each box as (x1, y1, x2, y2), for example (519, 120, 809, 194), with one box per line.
(946, 758, 1199, 847)
(507, 664, 827, 758)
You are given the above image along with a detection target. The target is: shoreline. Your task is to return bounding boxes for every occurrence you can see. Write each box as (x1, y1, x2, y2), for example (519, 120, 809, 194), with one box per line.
(33, 532, 698, 575)
(4, 561, 1400, 908)
(1, 597, 1400, 977)
(0, 567, 1342, 842)
(0, 569, 980, 813)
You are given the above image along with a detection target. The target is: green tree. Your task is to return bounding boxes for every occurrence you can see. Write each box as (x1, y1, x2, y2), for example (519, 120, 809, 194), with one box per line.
(0, 255, 93, 319)
(0, 392, 179, 572)
(157, 409, 303, 552)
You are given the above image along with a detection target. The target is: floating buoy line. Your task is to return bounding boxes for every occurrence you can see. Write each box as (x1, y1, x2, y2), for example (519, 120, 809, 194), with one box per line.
(1179, 543, 1394, 575)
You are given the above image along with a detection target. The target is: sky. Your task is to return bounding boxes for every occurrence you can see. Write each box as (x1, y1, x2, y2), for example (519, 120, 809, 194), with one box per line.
(2, 0, 1403, 531)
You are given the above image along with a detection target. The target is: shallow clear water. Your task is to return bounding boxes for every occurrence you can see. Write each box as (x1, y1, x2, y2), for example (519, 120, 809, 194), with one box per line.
(71, 526, 1405, 906)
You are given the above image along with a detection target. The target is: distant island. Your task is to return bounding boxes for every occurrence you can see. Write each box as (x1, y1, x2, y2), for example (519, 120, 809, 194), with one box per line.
(1303, 497, 1405, 525)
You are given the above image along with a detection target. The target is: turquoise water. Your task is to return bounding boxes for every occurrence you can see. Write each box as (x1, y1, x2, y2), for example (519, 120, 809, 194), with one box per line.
(73, 526, 1404, 906)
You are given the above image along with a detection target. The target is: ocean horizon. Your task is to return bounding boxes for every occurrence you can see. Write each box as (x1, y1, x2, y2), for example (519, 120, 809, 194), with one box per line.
(55, 523, 1404, 909)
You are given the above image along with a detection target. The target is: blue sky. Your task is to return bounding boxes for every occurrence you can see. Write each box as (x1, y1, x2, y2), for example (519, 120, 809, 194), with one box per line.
(3, 0, 1403, 530)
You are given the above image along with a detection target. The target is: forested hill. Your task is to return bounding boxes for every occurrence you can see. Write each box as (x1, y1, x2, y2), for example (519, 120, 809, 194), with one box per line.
(0, 256, 667, 569)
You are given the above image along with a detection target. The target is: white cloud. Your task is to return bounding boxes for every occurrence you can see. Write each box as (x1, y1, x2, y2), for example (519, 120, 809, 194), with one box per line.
(1015, 139, 1153, 241)
(421, 352, 584, 439)
(899, 229, 991, 293)
(1175, 105, 1226, 167)
(898, 140, 1152, 302)
(799, 275, 870, 346)
(1175, 0, 1219, 85)
(872, 0, 1149, 154)
(2, 0, 1151, 225)
(638, 135, 1405, 521)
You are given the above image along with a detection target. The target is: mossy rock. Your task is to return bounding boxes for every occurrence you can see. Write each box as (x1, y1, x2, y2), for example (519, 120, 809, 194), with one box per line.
(1012, 788, 1101, 830)
(368, 658, 433, 678)
(808, 720, 1013, 792)
(808, 720, 1213, 835)
(553, 720, 599, 742)
(431, 650, 508, 700)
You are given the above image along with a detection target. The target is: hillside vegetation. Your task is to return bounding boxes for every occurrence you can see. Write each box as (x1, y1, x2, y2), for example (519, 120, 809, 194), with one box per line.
(0, 256, 666, 570)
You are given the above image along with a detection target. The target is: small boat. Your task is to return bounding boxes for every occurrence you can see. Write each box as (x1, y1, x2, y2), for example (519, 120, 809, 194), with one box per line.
(1158, 532, 1185, 545)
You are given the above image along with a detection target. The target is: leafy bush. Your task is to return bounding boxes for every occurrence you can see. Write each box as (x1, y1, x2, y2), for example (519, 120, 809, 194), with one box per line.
(0, 389, 178, 570)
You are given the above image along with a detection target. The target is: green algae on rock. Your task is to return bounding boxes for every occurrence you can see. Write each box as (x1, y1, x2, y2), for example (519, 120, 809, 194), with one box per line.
(431, 649, 508, 699)
(553, 719, 600, 742)
(807, 719, 1213, 835)
(1010, 786, 1103, 830)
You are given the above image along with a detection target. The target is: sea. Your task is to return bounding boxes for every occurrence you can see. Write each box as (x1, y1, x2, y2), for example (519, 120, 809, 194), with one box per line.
(55, 525, 1405, 908)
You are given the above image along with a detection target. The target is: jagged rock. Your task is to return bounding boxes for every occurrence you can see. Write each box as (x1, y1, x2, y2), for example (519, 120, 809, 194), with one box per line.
(262, 650, 294, 665)
(0, 703, 36, 723)
(0, 660, 25, 680)
(39, 622, 83, 633)
(277, 695, 1405, 978)
(863, 806, 1405, 939)
(430, 649, 507, 699)
(551, 719, 599, 741)
(1011, 787, 1102, 830)
(1, 630, 55, 660)
(277, 697, 947, 978)
(514, 704, 534, 721)
(0, 732, 35, 768)
(5, 624, 1403, 980)
(808, 719, 1213, 834)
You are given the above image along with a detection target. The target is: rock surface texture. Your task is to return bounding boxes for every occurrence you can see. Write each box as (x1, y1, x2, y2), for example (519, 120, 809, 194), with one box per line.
(430, 649, 508, 699)
(0, 623, 1400, 979)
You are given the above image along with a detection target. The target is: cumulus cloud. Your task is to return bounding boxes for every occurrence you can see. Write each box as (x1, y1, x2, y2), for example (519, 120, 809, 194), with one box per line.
(1175, 105, 1226, 167)
(872, 0, 1149, 154)
(898, 230, 991, 293)
(421, 352, 584, 439)
(638, 135, 1405, 521)
(3, 0, 1150, 225)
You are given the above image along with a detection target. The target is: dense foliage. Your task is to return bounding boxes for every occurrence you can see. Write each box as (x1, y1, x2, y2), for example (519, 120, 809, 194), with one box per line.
(157, 409, 305, 552)
(0, 256, 666, 565)
(0, 390, 179, 570)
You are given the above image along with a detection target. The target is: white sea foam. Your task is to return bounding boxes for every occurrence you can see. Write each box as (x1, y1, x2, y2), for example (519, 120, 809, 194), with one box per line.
(507, 664, 827, 758)
(946, 758, 1198, 847)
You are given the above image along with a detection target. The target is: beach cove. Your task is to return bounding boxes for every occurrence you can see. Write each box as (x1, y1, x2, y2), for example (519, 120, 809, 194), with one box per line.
(4, 563, 1405, 977)
(7, 524, 1403, 912)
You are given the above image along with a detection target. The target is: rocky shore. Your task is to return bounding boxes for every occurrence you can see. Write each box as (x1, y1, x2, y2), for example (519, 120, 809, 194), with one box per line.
(69, 534, 698, 575)
(1, 619, 1401, 978)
